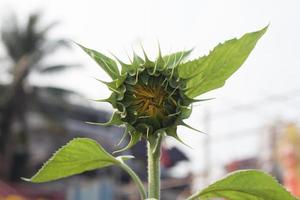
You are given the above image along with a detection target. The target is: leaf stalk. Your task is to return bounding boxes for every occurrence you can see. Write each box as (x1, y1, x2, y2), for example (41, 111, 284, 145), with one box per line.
(118, 159, 147, 199)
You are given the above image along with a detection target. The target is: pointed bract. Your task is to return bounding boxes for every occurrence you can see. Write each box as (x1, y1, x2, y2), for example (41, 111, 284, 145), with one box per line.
(114, 131, 142, 153)
(166, 126, 192, 148)
(163, 49, 193, 70)
(86, 112, 123, 126)
(76, 43, 120, 80)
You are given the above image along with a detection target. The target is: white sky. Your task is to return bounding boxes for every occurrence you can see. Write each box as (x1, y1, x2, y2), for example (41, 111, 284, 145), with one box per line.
(1, 0, 300, 183)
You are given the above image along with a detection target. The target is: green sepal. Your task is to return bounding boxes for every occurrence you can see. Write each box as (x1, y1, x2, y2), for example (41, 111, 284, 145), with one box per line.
(114, 85, 126, 101)
(163, 49, 193, 70)
(113, 131, 142, 153)
(131, 66, 145, 86)
(116, 102, 127, 118)
(121, 93, 137, 107)
(139, 43, 153, 66)
(123, 109, 138, 125)
(139, 72, 150, 85)
(95, 93, 117, 108)
(113, 55, 137, 76)
(191, 98, 215, 103)
(162, 49, 193, 79)
(76, 43, 120, 80)
(137, 116, 161, 133)
(22, 138, 132, 183)
(136, 123, 153, 139)
(180, 106, 192, 119)
(153, 44, 165, 72)
(151, 131, 165, 154)
(94, 78, 126, 100)
(179, 120, 205, 134)
(86, 112, 123, 126)
(168, 78, 180, 89)
(115, 73, 127, 87)
(180, 95, 214, 106)
(132, 52, 145, 67)
(166, 126, 191, 148)
(180, 26, 268, 98)
(117, 127, 129, 146)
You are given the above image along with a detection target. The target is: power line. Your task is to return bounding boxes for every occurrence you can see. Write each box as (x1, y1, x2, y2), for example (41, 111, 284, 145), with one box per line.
(212, 89, 300, 118)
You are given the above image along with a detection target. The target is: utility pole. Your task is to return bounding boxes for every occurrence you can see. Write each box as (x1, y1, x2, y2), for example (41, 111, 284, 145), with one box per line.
(203, 108, 211, 185)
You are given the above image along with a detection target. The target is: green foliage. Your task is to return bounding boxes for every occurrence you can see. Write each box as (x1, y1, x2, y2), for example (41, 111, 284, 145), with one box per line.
(179, 26, 268, 98)
(25, 26, 294, 200)
(187, 170, 296, 200)
(23, 138, 130, 182)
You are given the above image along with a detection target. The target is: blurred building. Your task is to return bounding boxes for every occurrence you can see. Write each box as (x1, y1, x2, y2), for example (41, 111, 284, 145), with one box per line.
(223, 122, 300, 198)
(225, 157, 258, 173)
(276, 123, 300, 197)
(0, 84, 191, 200)
(0, 85, 123, 199)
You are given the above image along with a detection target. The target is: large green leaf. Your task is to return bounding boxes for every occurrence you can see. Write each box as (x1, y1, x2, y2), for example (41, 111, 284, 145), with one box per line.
(187, 170, 296, 200)
(180, 26, 268, 98)
(178, 56, 206, 79)
(77, 43, 120, 80)
(23, 138, 125, 182)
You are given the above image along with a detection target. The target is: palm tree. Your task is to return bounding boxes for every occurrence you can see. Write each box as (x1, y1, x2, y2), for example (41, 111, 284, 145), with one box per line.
(0, 12, 73, 181)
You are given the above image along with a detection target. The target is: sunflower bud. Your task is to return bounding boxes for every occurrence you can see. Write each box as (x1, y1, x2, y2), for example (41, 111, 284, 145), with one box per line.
(120, 67, 189, 134)
(77, 26, 267, 151)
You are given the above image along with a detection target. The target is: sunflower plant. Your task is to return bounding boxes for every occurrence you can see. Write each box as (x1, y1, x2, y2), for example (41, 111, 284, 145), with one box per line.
(24, 26, 297, 200)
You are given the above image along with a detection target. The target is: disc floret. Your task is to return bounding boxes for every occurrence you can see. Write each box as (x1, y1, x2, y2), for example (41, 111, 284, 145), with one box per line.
(120, 70, 188, 136)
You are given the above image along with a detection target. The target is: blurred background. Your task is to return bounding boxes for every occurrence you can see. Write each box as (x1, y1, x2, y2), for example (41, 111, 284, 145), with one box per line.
(0, 0, 300, 199)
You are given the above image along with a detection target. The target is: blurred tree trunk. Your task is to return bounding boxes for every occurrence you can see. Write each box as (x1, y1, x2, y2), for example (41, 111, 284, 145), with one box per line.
(0, 12, 72, 181)
(0, 56, 30, 180)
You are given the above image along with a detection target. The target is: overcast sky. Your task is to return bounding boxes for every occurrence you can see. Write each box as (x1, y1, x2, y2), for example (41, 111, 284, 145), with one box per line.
(1, 0, 300, 184)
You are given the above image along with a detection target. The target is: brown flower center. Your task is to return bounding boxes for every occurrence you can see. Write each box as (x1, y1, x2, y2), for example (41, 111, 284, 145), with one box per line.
(132, 83, 167, 118)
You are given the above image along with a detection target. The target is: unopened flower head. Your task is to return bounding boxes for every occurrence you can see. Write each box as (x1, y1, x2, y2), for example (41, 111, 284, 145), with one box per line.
(78, 44, 197, 150)
(77, 26, 267, 151)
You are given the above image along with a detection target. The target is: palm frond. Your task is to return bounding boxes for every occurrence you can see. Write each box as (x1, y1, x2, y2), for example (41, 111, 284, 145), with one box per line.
(38, 64, 81, 74)
(1, 12, 68, 66)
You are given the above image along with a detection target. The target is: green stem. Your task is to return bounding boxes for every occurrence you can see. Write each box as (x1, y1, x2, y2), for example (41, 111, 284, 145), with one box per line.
(147, 136, 162, 199)
(119, 160, 147, 199)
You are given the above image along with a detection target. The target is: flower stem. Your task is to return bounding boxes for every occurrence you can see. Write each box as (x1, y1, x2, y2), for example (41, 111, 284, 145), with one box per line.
(119, 160, 147, 199)
(147, 135, 162, 199)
